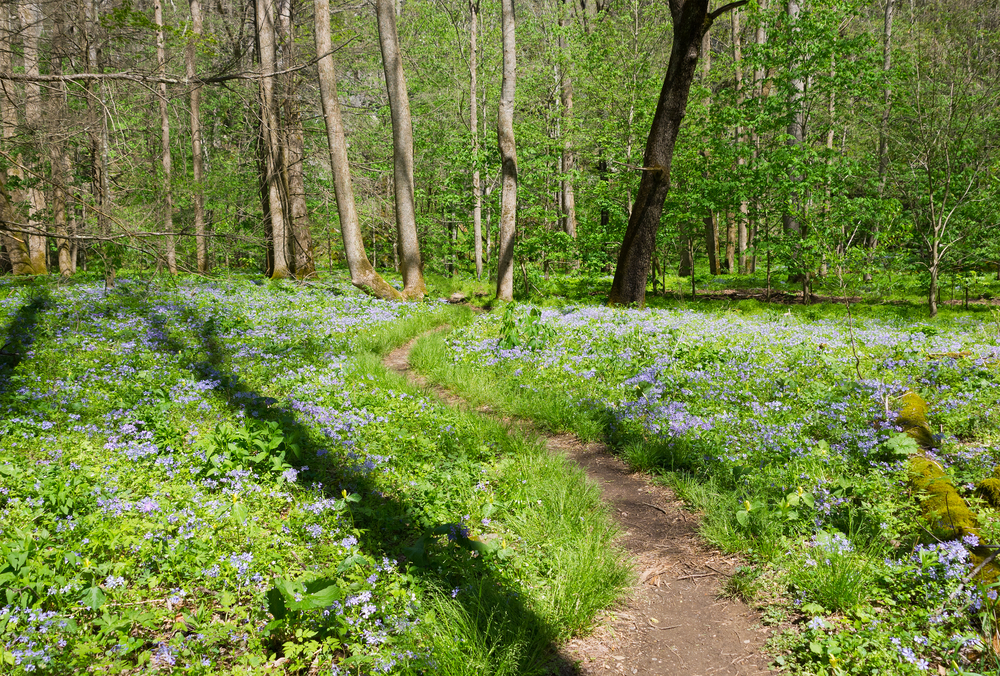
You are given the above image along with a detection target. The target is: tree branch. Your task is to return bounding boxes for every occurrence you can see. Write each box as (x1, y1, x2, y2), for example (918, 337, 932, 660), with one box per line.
(707, 0, 748, 27)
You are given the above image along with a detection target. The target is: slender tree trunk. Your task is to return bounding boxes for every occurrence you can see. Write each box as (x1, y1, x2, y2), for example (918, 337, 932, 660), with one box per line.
(783, 0, 804, 282)
(83, 0, 110, 242)
(0, 4, 32, 274)
(376, 0, 426, 298)
(733, 8, 749, 274)
(314, 0, 400, 299)
(678, 233, 692, 276)
(496, 0, 518, 300)
(609, 0, 740, 305)
(700, 31, 719, 275)
(50, 9, 72, 276)
(866, 0, 894, 282)
(154, 0, 177, 274)
(188, 0, 208, 272)
(21, 0, 46, 274)
(280, 0, 314, 278)
(558, 1, 576, 238)
(256, 0, 291, 278)
(470, 0, 483, 280)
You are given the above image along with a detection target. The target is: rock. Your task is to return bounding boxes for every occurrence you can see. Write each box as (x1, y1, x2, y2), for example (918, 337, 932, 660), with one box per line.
(448, 292, 467, 304)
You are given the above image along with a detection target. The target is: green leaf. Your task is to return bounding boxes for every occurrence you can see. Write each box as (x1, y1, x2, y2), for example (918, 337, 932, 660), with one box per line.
(735, 510, 750, 527)
(80, 586, 106, 610)
(267, 586, 288, 620)
(287, 584, 342, 611)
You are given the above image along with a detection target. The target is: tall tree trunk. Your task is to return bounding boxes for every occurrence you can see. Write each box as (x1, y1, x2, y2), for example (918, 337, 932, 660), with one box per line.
(188, 0, 208, 272)
(867, 0, 894, 282)
(314, 0, 400, 299)
(783, 0, 804, 282)
(280, 0, 314, 279)
(83, 0, 110, 242)
(470, 0, 483, 280)
(154, 0, 177, 274)
(558, 1, 576, 238)
(256, 0, 291, 278)
(0, 3, 32, 274)
(21, 0, 46, 274)
(50, 8, 72, 276)
(700, 31, 719, 275)
(376, 0, 426, 298)
(496, 0, 518, 301)
(609, 0, 741, 306)
(733, 8, 749, 274)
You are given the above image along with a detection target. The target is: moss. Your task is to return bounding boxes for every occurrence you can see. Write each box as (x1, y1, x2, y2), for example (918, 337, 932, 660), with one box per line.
(897, 391, 936, 449)
(976, 478, 1000, 509)
(908, 456, 978, 541)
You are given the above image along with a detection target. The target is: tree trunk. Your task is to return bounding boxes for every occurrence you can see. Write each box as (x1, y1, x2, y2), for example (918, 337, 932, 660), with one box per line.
(155, 0, 177, 274)
(188, 0, 208, 272)
(704, 211, 719, 275)
(867, 0, 894, 282)
(678, 233, 692, 276)
(496, 0, 518, 301)
(783, 0, 804, 282)
(725, 212, 735, 273)
(700, 31, 718, 275)
(376, 0, 426, 299)
(733, 8, 749, 274)
(470, 0, 483, 280)
(21, 0, 47, 274)
(256, 0, 291, 279)
(0, 4, 31, 274)
(83, 0, 110, 242)
(314, 0, 400, 299)
(280, 0, 314, 279)
(609, 0, 737, 305)
(558, 1, 577, 239)
(50, 8, 72, 277)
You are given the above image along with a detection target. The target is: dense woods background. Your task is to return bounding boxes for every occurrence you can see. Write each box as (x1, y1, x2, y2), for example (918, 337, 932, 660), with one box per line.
(0, 0, 997, 313)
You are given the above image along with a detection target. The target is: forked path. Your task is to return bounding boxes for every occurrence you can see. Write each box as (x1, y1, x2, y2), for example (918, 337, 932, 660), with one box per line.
(384, 332, 774, 676)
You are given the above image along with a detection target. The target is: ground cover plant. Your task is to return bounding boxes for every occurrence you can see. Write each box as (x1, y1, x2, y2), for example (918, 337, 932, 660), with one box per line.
(418, 300, 1000, 674)
(0, 275, 629, 674)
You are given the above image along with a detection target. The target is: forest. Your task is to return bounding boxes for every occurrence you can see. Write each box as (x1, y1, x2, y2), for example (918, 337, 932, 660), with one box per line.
(2, 0, 1000, 674)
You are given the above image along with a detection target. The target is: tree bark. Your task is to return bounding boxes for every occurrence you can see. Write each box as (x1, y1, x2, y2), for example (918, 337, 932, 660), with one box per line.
(733, 8, 749, 274)
(558, 1, 577, 238)
(256, 0, 291, 278)
(83, 0, 110, 242)
(280, 0, 315, 279)
(700, 31, 718, 275)
(376, 0, 426, 299)
(470, 0, 483, 280)
(188, 0, 208, 272)
(866, 0, 894, 282)
(50, 7, 72, 276)
(21, 0, 47, 274)
(496, 0, 518, 301)
(155, 0, 177, 274)
(783, 0, 804, 282)
(0, 3, 32, 275)
(609, 0, 742, 305)
(314, 0, 400, 299)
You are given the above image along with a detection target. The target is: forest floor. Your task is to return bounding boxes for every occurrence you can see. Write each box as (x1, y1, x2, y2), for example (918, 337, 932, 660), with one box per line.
(384, 330, 774, 676)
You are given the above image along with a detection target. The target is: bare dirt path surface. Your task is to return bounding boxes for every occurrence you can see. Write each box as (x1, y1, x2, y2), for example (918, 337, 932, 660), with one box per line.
(384, 331, 775, 676)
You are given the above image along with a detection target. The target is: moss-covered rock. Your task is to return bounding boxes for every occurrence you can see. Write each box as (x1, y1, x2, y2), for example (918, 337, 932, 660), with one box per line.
(908, 456, 979, 541)
(897, 391, 936, 449)
(976, 477, 1000, 509)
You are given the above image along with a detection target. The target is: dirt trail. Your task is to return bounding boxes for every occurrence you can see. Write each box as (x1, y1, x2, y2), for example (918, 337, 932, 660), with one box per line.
(384, 332, 774, 676)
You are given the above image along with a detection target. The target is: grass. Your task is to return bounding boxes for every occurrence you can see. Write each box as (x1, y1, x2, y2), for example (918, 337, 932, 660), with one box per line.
(0, 274, 631, 675)
(412, 293, 1000, 675)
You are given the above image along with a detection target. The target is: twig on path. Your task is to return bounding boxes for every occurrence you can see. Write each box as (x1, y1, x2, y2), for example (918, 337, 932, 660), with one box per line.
(677, 572, 718, 580)
(705, 563, 732, 577)
(642, 501, 670, 516)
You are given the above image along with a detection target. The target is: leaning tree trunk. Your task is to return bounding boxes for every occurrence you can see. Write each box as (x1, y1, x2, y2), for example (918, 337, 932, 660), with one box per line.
(314, 0, 400, 299)
(21, 0, 47, 274)
(608, 0, 742, 305)
(188, 0, 208, 272)
(154, 0, 177, 274)
(256, 0, 291, 278)
(496, 0, 518, 301)
(376, 0, 426, 299)
(471, 0, 483, 280)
